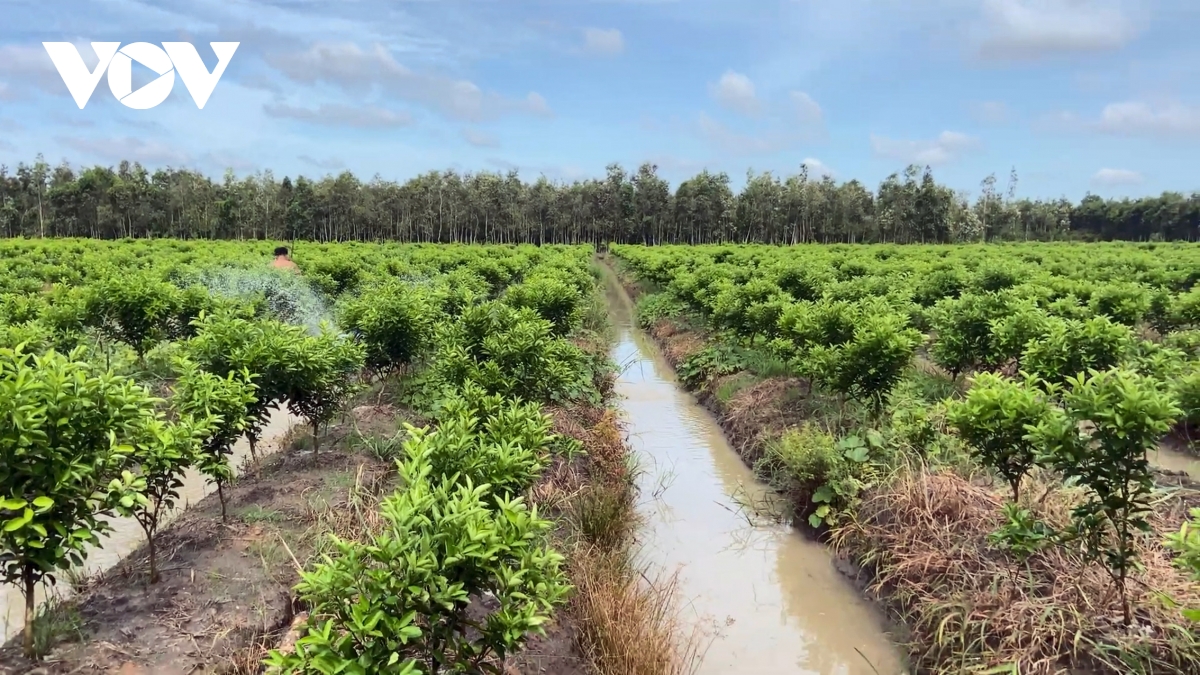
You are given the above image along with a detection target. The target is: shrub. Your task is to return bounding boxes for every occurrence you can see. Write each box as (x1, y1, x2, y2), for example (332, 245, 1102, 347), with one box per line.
(1031, 368, 1180, 626)
(807, 313, 922, 416)
(173, 362, 258, 521)
(264, 451, 570, 674)
(503, 274, 584, 335)
(1087, 282, 1151, 326)
(1172, 369, 1200, 433)
(990, 302, 1052, 366)
(929, 292, 1014, 377)
(635, 292, 688, 330)
(1020, 315, 1132, 386)
(85, 272, 181, 359)
(407, 383, 554, 497)
(0, 347, 151, 657)
(126, 416, 210, 582)
(431, 302, 597, 405)
(947, 373, 1053, 500)
(283, 327, 366, 453)
(184, 313, 297, 457)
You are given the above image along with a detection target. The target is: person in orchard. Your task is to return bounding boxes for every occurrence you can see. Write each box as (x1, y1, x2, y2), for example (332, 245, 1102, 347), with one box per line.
(271, 246, 300, 273)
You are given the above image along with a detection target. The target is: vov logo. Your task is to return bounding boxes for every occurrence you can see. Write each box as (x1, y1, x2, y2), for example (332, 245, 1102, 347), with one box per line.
(42, 42, 239, 110)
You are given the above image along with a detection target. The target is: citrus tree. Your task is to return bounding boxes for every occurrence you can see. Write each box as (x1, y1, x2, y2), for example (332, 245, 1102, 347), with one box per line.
(85, 272, 181, 360)
(0, 347, 150, 657)
(173, 361, 258, 521)
(184, 312, 293, 459)
(264, 447, 569, 674)
(947, 373, 1053, 500)
(124, 415, 210, 582)
(1031, 368, 1180, 626)
(340, 281, 435, 378)
(806, 312, 922, 417)
(283, 327, 366, 453)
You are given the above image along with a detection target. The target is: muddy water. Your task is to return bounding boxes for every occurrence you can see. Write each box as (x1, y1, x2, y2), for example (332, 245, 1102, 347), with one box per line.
(603, 269, 906, 675)
(1153, 441, 1200, 482)
(0, 407, 301, 641)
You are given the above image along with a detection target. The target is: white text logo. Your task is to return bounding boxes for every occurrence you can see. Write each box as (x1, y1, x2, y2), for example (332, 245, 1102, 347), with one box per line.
(42, 42, 239, 110)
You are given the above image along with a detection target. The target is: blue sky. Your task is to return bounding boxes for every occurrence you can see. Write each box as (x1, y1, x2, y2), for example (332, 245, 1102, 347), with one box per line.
(1, 0, 1198, 199)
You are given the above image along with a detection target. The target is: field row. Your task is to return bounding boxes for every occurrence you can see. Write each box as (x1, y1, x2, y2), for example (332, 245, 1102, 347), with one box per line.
(0, 239, 676, 674)
(612, 241, 1200, 674)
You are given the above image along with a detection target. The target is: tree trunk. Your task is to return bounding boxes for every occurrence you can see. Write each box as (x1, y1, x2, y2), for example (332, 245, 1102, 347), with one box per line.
(23, 567, 35, 658)
(148, 529, 159, 583)
(217, 481, 227, 523)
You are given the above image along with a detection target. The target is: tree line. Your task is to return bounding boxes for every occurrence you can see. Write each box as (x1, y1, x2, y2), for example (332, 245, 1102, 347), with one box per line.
(1, 156, 1197, 244)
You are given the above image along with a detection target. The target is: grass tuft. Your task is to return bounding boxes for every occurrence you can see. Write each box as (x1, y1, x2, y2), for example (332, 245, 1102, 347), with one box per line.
(568, 545, 700, 675)
(832, 467, 1200, 675)
(29, 596, 85, 658)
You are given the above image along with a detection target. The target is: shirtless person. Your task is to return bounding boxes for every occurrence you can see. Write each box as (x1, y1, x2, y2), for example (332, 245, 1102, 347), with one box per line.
(271, 246, 300, 273)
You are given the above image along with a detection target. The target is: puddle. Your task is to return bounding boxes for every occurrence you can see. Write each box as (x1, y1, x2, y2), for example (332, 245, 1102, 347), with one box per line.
(1, 407, 301, 641)
(602, 265, 907, 675)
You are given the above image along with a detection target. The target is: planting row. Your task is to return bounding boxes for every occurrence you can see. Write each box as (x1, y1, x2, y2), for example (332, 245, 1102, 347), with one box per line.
(612, 242, 1200, 674)
(0, 240, 618, 673)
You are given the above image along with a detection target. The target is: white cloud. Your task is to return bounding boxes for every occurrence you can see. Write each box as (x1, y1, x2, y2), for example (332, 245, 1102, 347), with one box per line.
(1093, 100, 1200, 137)
(264, 102, 415, 128)
(267, 42, 551, 122)
(870, 131, 981, 166)
(790, 91, 823, 126)
(971, 100, 1011, 124)
(583, 28, 625, 56)
(977, 0, 1137, 59)
(525, 92, 552, 117)
(709, 70, 760, 116)
(462, 127, 499, 148)
(1039, 100, 1200, 137)
(1092, 168, 1143, 186)
(802, 157, 833, 177)
(0, 43, 68, 95)
(58, 136, 191, 165)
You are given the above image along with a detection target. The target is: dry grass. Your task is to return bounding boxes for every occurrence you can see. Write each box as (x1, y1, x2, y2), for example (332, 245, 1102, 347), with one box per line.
(541, 403, 700, 675)
(650, 320, 706, 367)
(722, 376, 811, 463)
(833, 467, 1200, 675)
(568, 545, 700, 675)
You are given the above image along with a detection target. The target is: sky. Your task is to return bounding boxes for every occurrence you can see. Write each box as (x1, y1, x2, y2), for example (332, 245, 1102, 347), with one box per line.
(0, 0, 1198, 200)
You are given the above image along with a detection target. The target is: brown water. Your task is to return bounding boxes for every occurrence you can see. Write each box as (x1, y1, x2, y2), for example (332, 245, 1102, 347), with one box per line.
(0, 407, 301, 641)
(603, 268, 907, 675)
(1152, 441, 1200, 481)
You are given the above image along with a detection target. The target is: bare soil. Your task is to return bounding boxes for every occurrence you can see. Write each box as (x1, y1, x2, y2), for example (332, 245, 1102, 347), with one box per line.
(0, 443, 396, 675)
(0, 386, 644, 675)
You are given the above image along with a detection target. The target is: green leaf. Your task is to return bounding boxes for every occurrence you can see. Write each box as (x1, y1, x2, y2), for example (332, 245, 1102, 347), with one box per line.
(812, 485, 835, 503)
(1, 498, 27, 511)
(844, 445, 870, 463)
(32, 496, 53, 510)
(808, 513, 824, 528)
